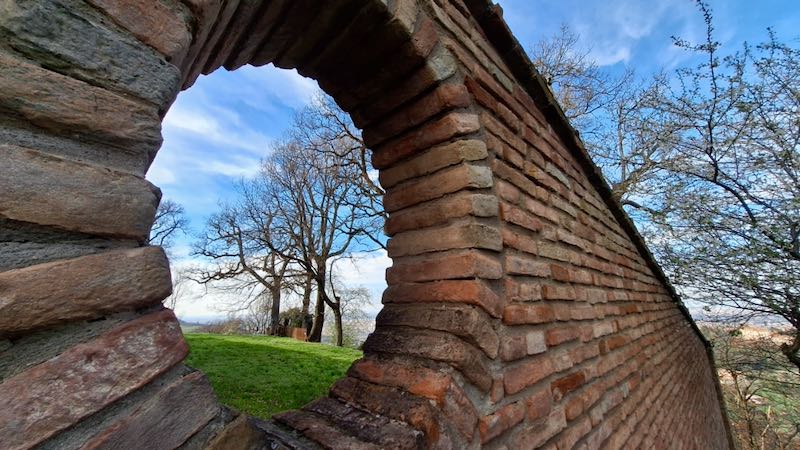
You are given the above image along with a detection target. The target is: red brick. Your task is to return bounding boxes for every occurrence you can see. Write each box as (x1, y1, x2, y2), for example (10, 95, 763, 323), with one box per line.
(479, 401, 526, 443)
(364, 329, 493, 391)
(388, 220, 502, 257)
(500, 202, 544, 232)
(506, 255, 550, 277)
(504, 354, 555, 395)
(383, 279, 502, 318)
(372, 112, 480, 169)
(348, 358, 452, 404)
(526, 387, 553, 421)
(546, 326, 580, 346)
(503, 303, 555, 325)
(385, 192, 498, 235)
(551, 371, 586, 401)
(502, 227, 540, 255)
(379, 139, 488, 189)
(542, 284, 577, 301)
(384, 163, 492, 212)
(364, 83, 472, 147)
(387, 250, 501, 283)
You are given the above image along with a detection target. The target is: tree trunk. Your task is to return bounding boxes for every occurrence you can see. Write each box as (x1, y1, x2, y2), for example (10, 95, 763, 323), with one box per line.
(301, 273, 313, 316)
(269, 287, 281, 335)
(332, 304, 343, 347)
(308, 290, 325, 342)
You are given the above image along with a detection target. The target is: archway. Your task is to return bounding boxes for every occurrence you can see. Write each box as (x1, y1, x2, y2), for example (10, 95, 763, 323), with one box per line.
(0, 1, 731, 448)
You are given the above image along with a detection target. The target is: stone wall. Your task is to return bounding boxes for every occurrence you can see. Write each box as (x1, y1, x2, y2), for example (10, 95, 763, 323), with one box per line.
(0, 0, 731, 448)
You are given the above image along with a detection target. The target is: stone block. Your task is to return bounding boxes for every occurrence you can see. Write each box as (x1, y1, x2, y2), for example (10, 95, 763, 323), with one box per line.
(0, 145, 160, 240)
(0, 247, 171, 337)
(0, 309, 187, 450)
(84, 0, 193, 65)
(0, 53, 162, 172)
(0, 0, 181, 107)
(79, 371, 219, 450)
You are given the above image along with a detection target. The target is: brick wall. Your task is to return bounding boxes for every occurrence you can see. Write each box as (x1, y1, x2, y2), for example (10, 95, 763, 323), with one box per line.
(0, 0, 730, 448)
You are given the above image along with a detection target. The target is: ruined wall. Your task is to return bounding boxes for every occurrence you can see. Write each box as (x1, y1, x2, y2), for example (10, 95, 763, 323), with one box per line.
(0, 0, 730, 448)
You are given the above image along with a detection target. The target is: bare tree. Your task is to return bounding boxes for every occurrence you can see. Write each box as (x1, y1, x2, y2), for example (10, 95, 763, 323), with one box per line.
(148, 199, 189, 249)
(261, 138, 379, 345)
(647, 2, 800, 371)
(328, 280, 373, 348)
(531, 4, 800, 373)
(291, 94, 386, 250)
(192, 197, 293, 335)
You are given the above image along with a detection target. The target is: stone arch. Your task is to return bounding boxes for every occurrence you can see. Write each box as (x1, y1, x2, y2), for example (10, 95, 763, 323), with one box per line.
(0, 1, 732, 449)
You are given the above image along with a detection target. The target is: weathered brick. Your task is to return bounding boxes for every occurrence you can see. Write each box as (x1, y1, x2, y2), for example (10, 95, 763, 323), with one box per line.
(551, 371, 586, 401)
(384, 279, 502, 318)
(0, 309, 186, 450)
(364, 83, 472, 147)
(329, 377, 443, 447)
(275, 410, 381, 450)
(85, 0, 193, 64)
(384, 163, 493, 212)
(79, 371, 218, 450)
(526, 387, 553, 421)
(387, 250, 502, 284)
(376, 304, 500, 358)
(502, 227, 540, 255)
(500, 202, 544, 232)
(0, 247, 171, 337)
(503, 303, 555, 325)
(301, 397, 424, 449)
(504, 354, 555, 395)
(372, 112, 480, 169)
(364, 329, 492, 391)
(385, 192, 498, 235)
(387, 221, 502, 257)
(0, 0, 181, 106)
(379, 139, 488, 188)
(0, 53, 161, 172)
(506, 255, 551, 277)
(479, 401, 525, 443)
(546, 326, 580, 347)
(349, 357, 451, 404)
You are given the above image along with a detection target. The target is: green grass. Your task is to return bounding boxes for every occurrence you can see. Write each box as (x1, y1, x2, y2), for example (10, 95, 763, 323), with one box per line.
(183, 333, 362, 419)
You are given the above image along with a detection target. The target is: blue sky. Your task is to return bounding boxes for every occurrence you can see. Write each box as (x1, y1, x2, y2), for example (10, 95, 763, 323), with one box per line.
(150, 1, 800, 322)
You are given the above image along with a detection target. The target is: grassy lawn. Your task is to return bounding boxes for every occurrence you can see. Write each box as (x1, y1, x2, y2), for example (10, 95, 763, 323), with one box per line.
(183, 333, 362, 419)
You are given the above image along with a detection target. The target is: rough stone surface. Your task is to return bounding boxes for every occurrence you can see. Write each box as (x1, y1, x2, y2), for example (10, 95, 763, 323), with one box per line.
(0, 247, 172, 337)
(0, 52, 162, 171)
(0, 0, 181, 107)
(84, 0, 193, 65)
(79, 371, 218, 450)
(0, 145, 160, 240)
(0, 309, 187, 450)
